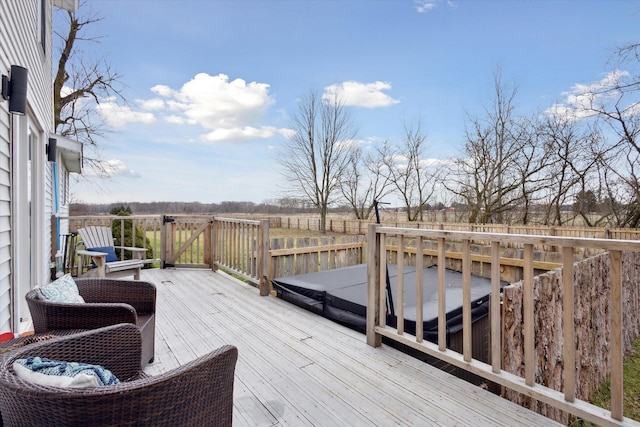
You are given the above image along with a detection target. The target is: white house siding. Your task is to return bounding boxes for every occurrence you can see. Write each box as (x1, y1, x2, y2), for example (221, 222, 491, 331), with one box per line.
(45, 152, 53, 275)
(0, 0, 65, 333)
(56, 167, 72, 244)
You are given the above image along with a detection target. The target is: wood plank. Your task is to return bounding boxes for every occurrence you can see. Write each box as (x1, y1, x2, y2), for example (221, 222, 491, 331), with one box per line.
(269, 241, 365, 257)
(563, 246, 576, 401)
(491, 241, 501, 373)
(387, 244, 562, 271)
(377, 226, 640, 252)
(610, 250, 623, 421)
(523, 243, 534, 386)
(415, 236, 423, 342)
(141, 268, 564, 427)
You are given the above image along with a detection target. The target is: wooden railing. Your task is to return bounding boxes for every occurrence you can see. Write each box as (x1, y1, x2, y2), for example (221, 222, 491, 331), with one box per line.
(66, 215, 163, 269)
(212, 217, 269, 291)
(366, 224, 640, 426)
(66, 215, 366, 284)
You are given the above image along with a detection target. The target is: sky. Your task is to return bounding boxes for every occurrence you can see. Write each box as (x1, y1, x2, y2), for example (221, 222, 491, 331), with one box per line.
(64, 0, 640, 205)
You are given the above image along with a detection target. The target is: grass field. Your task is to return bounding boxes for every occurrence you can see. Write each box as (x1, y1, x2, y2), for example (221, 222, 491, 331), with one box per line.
(588, 339, 640, 423)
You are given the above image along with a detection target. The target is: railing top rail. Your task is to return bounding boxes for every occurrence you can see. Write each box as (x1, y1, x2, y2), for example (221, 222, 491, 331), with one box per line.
(161, 214, 213, 218)
(373, 225, 640, 252)
(213, 216, 261, 225)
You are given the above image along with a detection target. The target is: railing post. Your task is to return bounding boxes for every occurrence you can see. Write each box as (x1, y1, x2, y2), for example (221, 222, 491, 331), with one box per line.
(259, 219, 270, 296)
(366, 223, 382, 347)
(397, 235, 405, 335)
(160, 215, 167, 269)
(462, 239, 471, 361)
(490, 241, 501, 373)
(438, 237, 446, 351)
(415, 236, 424, 342)
(211, 217, 218, 272)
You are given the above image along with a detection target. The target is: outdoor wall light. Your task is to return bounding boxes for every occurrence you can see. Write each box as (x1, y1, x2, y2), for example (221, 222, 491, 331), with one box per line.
(47, 138, 57, 162)
(1, 65, 28, 115)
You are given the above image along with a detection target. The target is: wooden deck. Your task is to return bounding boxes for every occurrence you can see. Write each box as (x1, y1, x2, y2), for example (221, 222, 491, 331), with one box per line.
(140, 268, 562, 427)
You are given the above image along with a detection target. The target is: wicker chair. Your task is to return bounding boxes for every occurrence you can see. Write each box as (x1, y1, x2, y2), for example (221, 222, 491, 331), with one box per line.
(0, 324, 238, 427)
(25, 278, 156, 366)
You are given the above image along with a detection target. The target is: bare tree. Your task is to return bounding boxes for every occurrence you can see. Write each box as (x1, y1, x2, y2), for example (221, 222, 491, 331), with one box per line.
(575, 71, 640, 226)
(537, 111, 603, 226)
(511, 118, 551, 225)
(381, 120, 440, 221)
(54, 3, 125, 168)
(448, 71, 528, 224)
(612, 42, 640, 92)
(280, 90, 357, 232)
(339, 144, 392, 220)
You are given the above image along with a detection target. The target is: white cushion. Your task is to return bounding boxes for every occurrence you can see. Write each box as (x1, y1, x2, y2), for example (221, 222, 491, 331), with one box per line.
(39, 274, 85, 303)
(13, 357, 119, 388)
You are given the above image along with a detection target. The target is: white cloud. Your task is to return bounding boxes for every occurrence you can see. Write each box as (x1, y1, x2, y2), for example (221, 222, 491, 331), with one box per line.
(147, 73, 284, 142)
(96, 100, 156, 128)
(545, 70, 630, 121)
(60, 85, 93, 112)
(166, 100, 188, 111)
(388, 153, 451, 172)
(420, 157, 453, 168)
(92, 73, 288, 143)
(176, 73, 274, 128)
(61, 85, 75, 97)
(84, 159, 142, 179)
(164, 115, 186, 124)
(626, 102, 640, 117)
(415, 1, 437, 13)
(150, 85, 175, 97)
(414, 0, 455, 13)
(202, 126, 278, 143)
(138, 98, 165, 110)
(279, 128, 296, 139)
(324, 81, 400, 108)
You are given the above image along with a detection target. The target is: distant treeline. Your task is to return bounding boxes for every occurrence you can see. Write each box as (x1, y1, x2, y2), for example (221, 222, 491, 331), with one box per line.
(70, 200, 333, 215)
(69, 200, 451, 216)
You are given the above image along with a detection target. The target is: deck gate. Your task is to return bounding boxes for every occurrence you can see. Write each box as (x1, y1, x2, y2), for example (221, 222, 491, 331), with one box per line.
(161, 215, 212, 269)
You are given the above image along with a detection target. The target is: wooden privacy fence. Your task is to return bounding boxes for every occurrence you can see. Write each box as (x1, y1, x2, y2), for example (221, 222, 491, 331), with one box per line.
(269, 236, 366, 279)
(366, 224, 640, 426)
(502, 251, 640, 424)
(270, 215, 640, 242)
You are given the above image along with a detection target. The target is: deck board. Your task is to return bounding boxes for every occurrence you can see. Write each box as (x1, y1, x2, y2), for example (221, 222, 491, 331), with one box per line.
(141, 268, 562, 426)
